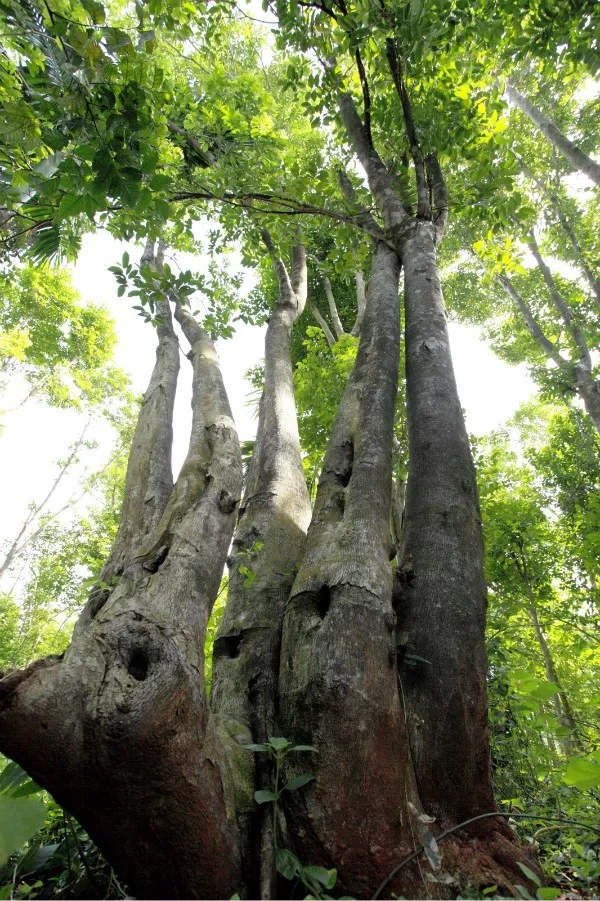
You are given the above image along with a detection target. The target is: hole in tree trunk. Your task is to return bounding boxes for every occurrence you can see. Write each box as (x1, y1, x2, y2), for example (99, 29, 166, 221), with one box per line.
(128, 650, 149, 681)
(337, 441, 354, 487)
(316, 585, 331, 619)
(214, 634, 243, 659)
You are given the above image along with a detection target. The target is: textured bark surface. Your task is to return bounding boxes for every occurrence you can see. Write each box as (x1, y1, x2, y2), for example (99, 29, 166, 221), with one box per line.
(211, 244, 312, 897)
(395, 221, 492, 823)
(0, 274, 243, 899)
(336, 87, 540, 891)
(101, 242, 180, 585)
(505, 82, 600, 187)
(278, 243, 421, 897)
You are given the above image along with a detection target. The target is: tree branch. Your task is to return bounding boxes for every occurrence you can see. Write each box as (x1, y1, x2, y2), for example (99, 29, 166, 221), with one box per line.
(310, 303, 336, 347)
(323, 274, 345, 338)
(527, 230, 592, 368)
(355, 48, 373, 148)
(495, 273, 568, 369)
(385, 38, 429, 219)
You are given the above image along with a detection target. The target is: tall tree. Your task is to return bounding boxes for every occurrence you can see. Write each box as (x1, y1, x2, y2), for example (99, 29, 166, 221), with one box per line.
(3, 0, 597, 896)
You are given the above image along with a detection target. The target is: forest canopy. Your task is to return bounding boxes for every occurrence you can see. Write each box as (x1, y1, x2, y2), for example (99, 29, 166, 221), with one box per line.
(0, 0, 599, 898)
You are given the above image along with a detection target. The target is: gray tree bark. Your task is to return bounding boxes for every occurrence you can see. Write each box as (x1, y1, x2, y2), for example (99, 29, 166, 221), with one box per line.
(278, 241, 422, 897)
(0, 245, 243, 899)
(336, 85, 536, 887)
(211, 242, 312, 899)
(505, 82, 600, 187)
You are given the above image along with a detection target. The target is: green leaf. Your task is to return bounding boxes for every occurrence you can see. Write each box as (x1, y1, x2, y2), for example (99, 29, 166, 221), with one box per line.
(529, 682, 560, 701)
(242, 743, 269, 753)
(28, 225, 61, 264)
(57, 193, 92, 221)
(276, 848, 302, 880)
(483, 887, 498, 896)
(0, 762, 30, 796)
(117, 168, 142, 206)
(515, 886, 533, 900)
(268, 737, 291, 751)
(564, 757, 600, 790)
(0, 795, 46, 866)
(80, 0, 105, 23)
(536, 889, 561, 900)
(140, 150, 159, 175)
(149, 174, 172, 190)
(254, 790, 278, 804)
(517, 863, 541, 888)
(302, 866, 337, 889)
(283, 773, 315, 792)
(73, 144, 97, 162)
(10, 780, 42, 799)
(102, 27, 133, 53)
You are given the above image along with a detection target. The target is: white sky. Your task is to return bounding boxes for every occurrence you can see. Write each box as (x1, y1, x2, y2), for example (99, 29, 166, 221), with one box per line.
(0, 229, 534, 577)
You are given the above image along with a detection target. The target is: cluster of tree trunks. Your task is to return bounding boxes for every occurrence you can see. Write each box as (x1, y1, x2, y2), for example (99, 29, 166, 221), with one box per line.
(0, 74, 544, 901)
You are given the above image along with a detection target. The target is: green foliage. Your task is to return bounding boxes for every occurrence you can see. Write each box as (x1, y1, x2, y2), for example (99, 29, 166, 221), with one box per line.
(243, 738, 336, 898)
(0, 266, 129, 414)
(294, 329, 359, 491)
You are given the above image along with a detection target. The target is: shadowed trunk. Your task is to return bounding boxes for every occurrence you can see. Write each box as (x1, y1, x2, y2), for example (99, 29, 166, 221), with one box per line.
(396, 220, 492, 822)
(278, 241, 422, 898)
(337, 83, 538, 889)
(0, 244, 243, 899)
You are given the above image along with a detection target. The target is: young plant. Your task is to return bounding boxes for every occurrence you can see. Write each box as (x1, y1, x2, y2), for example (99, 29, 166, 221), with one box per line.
(244, 738, 338, 898)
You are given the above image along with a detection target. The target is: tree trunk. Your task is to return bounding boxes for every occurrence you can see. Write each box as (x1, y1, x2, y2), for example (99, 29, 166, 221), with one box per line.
(337, 86, 538, 890)
(505, 82, 600, 187)
(211, 244, 312, 898)
(278, 241, 423, 897)
(396, 221, 493, 823)
(0, 255, 244, 898)
(527, 600, 584, 755)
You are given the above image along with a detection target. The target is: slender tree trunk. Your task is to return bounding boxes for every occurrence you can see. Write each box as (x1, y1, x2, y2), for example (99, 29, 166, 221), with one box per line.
(323, 275, 345, 339)
(278, 241, 423, 897)
(505, 82, 600, 187)
(0, 421, 91, 580)
(0, 256, 243, 898)
(526, 598, 584, 755)
(309, 302, 336, 348)
(396, 221, 492, 822)
(495, 272, 600, 433)
(351, 268, 367, 336)
(211, 243, 312, 899)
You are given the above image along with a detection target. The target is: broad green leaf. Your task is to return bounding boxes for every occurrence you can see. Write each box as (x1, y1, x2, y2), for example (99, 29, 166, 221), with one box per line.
(10, 780, 42, 799)
(302, 866, 337, 889)
(536, 889, 561, 900)
(517, 862, 541, 888)
(564, 757, 600, 790)
(254, 790, 278, 804)
(275, 848, 302, 880)
(0, 761, 30, 796)
(0, 795, 46, 866)
(267, 737, 291, 751)
(529, 682, 560, 701)
(57, 193, 92, 221)
(242, 744, 269, 753)
(282, 774, 315, 792)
